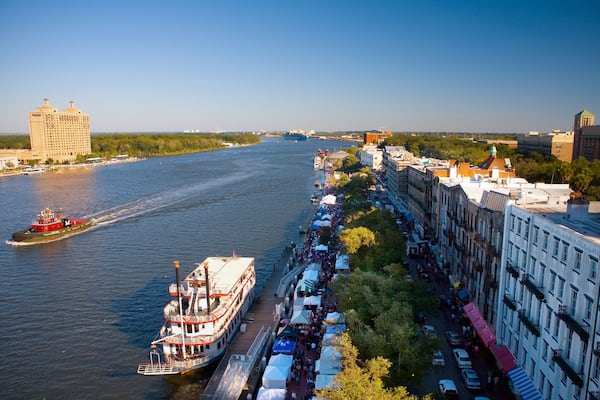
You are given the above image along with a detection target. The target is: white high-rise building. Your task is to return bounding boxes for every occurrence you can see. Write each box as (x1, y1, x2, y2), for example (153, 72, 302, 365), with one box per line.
(497, 198, 600, 400)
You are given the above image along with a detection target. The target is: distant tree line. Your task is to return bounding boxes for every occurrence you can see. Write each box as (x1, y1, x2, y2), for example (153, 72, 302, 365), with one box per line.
(0, 132, 261, 162)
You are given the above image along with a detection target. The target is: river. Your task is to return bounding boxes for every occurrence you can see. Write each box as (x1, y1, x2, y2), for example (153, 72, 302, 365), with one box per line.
(0, 137, 352, 400)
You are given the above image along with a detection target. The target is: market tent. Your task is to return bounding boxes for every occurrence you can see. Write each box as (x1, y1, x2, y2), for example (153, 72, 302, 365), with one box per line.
(295, 279, 314, 294)
(322, 333, 340, 346)
(269, 353, 293, 368)
(256, 387, 286, 400)
(315, 374, 339, 390)
(320, 214, 332, 220)
(325, 324, 347, 335)
(272, 338, 296, 355)
(277, 324, 300, 338)
(312, 220, 331, 228)
(306, 263, 322, 272)
(320, 194, 337, 205)
(315, 358, 342, 375)
(335, 255, 349, 270)
(315, 244, 329, 251)
(302, 269, 319, 282)
(325, 312, 345, 325)
(320, 346, 342, 360)
(290, 307, 311, 325)
(262, 365, 288, 389)
(304, 295, 322, 306)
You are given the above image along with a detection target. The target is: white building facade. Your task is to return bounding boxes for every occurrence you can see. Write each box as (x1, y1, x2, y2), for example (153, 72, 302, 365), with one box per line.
(497, 198, 600, 400)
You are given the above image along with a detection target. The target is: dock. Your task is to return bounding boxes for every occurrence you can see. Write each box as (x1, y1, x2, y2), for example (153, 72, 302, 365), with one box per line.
(200, 245, 300, 400)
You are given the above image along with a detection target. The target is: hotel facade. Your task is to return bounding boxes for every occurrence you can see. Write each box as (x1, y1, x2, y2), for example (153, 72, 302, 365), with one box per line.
(28, 98, 91, 163)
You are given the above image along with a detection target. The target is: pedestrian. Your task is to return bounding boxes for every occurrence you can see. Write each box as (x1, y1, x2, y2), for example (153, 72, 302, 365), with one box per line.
(494, 375, 500, 390)
(487, 371, 492, 390)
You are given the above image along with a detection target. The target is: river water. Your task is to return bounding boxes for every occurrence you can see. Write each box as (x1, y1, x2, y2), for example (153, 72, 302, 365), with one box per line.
(0, 137, 351, 400)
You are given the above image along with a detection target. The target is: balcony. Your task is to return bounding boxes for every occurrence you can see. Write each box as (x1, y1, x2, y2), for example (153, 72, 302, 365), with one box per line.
(518, 310, 540, 337)
(520, 274, 545, 301)
(552, 349, 583, 386)
(505, 260, 519, 278)
(503, 294, 517, 311)
(557, 305, 589, 341)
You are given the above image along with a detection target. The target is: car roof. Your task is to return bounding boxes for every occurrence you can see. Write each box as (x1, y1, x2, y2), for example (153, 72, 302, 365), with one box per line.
(439, 379, 457, 389)
(454, 348, 468, 355)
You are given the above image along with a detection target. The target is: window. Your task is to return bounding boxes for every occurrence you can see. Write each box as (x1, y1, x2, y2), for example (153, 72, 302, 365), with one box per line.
(524, 221, 529, 240)
(561, 242, 569, 263)
(511, 215, 515, 232)
(530, 256, 537, 276)
(547, 382, 553, 400)
(570, 287, 578, 314)
(539, 372, 545, 396)
(557, 277, 565, 300)
(540, 263, 546, 288)
(591, 257, 598, 280)
(553, 314, 560, 337)
(530, 359, 536, 378)
(543, 231, 549, 251)
(594, 357, 600, 380)
(553, 237, 560, 258)
(533, 226, 539, 245)
(549, 271, 557, 293)
(574, 249, 582, 271)
(517, 218, 522, 236)
(585, 296, 593, 321)
(542, 340, 549, 361)
(545, 306, 552, 330)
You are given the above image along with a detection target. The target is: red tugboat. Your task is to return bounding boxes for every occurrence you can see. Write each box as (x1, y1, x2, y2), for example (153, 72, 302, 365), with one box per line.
(10, 208, 94, 244)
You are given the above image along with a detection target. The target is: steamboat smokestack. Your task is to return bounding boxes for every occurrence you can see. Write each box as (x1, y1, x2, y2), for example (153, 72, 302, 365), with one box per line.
(174, 260, 181, 298)
(204, 262, 211, 314)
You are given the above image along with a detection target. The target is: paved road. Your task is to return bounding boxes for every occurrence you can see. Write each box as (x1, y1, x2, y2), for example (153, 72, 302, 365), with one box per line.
(402, 242, 513, 400)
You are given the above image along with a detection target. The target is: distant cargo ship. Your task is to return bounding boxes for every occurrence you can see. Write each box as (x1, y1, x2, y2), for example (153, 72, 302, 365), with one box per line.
(284, 129, 313, 141)
(137, 256, 256, 375)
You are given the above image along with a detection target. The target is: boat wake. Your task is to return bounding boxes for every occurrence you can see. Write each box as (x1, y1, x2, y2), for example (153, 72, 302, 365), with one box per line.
(6, 170, 255, 247)
(86, 170, 254, 227)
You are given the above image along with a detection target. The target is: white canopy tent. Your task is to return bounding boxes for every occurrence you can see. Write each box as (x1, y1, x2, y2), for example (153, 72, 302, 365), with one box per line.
(256, 387, 286, 400)
(303, 295, 322, 306)
(268, 354, 293, 371)
(262, 365, 289, 389)
(315, 358, 342, 375)
(322, 333, 340, 346)
(325, 312, 345, 324)
(306, 262, 322, 272)
(335, 255, 349, 270)
(314, 244, 329, 251)
(315, 374, 339, 390)
(320, 346, 342, 360)
(320, 194, 337, 205)
(291, 307, 311, 325)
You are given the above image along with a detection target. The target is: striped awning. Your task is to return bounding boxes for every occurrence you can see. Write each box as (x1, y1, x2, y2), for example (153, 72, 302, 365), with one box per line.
(507, 366, 543, 400)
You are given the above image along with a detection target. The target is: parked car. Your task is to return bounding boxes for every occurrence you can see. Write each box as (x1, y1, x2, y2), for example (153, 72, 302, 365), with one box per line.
(461, 368, 481, 390)
(405, 274, 415, 282)
(438, 379, 459, 399)
(422, 325, 437, 338)
(452, 348, 472, 369)
(445, 330, 462, 346)
(432, 350, 445, 367)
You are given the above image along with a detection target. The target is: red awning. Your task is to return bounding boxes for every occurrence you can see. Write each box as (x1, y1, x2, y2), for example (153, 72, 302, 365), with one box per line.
(477, 325, 496, 347)
(463, 302, 496, 348)
(489, 342, 517, 372)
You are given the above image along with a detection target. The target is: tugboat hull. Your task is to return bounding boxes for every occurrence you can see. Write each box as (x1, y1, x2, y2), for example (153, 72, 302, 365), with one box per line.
(11, 220, 94, 243)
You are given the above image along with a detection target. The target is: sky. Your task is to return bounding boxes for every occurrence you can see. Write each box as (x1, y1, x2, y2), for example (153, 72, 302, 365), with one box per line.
(1, 0, 599, 134)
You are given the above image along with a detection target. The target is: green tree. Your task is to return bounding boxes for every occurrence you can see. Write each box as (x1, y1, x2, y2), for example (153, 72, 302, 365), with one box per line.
(317, 333, 427, 400)
(340, 226, 376, 254)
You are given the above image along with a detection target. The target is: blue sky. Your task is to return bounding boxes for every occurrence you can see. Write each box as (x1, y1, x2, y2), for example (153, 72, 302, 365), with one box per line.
(1, 1, 599, 133)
